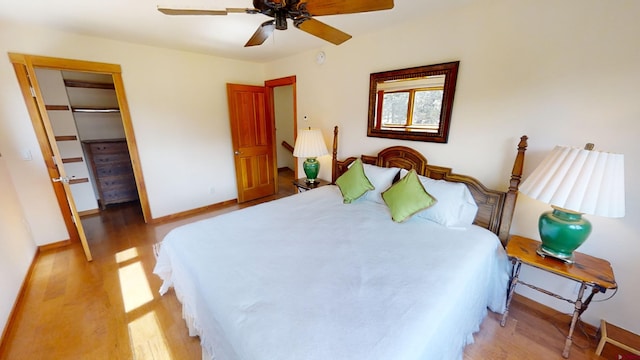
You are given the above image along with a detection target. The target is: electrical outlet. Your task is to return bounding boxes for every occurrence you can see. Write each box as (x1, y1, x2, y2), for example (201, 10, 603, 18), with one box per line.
(21, 149, 32, 161)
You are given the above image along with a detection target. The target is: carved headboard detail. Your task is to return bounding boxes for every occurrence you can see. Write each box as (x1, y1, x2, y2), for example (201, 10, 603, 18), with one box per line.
(330, 126, 528, 246)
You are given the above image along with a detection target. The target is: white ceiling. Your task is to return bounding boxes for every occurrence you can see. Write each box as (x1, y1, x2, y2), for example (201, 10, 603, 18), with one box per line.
(0, 0, 471, 63)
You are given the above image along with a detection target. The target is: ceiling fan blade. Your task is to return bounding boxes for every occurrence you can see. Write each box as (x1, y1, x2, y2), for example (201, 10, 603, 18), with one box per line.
(245, 21, 276, 47)
(302, 0, 394, 16)
(157, 7, 254, 16)
(295, 18, 352, 45)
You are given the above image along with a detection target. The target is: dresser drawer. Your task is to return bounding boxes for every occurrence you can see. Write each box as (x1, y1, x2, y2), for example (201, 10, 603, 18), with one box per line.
(95, 163, 134, 177)
(86, 140, 128, 154)
(101, 188, 139, 203)
(92, 153, 131, 166)
(97, 173, 136, 188)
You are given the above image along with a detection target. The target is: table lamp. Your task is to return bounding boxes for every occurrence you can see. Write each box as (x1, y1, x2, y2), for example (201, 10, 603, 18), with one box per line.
(293, 128, 328, 183)
(519, 143, 625, 263)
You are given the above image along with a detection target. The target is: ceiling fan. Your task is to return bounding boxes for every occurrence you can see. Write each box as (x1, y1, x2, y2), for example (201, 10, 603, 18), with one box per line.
(158, 0, 394, 47)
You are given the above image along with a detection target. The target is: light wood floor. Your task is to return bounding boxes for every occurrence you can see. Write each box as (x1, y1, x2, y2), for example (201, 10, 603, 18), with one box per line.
(1, 170, 606, 360)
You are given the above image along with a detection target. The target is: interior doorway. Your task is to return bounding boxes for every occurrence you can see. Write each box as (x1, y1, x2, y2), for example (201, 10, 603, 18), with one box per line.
(227, 76, 298, 203)
(9, 53, 150, 261)
(265, 75, 298, 188)
(36, 68, 140, 214)
(273, 84, 295, 171)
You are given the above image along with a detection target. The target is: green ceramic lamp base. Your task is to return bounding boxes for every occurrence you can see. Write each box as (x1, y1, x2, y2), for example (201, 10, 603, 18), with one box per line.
(303, 157, 320, 183)
(537, 206, 592, 263)
(536, 245, 575, 264)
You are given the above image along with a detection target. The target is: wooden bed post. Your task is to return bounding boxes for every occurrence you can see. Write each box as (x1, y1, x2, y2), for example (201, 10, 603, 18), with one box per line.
(498, 135, 528, 245)
(331, 126, 339, 184)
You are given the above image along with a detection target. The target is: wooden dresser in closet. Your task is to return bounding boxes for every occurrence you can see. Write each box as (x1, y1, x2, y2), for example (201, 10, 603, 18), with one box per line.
(82, 139, 138, 209)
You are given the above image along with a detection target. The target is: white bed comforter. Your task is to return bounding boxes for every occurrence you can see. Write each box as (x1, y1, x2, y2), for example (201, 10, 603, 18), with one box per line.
(154, 186, 509, 360)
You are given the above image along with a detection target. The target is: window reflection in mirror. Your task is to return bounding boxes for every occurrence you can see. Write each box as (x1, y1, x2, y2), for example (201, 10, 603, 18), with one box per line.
(378, 75, 444, 131)
(367, 61, 459, 143)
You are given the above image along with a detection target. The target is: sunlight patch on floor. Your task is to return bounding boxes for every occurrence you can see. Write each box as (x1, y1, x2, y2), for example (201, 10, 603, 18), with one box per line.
(129, 312, 173, 360)
(116, 247, 139, 263)
(118, 259, 154, 312)
(117, 247, 175, 358)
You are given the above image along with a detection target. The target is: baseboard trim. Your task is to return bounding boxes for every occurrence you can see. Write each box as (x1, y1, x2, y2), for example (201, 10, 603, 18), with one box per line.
(78, 208, 100, 217)
(149, 199, 238, 224)
(0, 248, 39, 354)
(38, 239, 72, 252)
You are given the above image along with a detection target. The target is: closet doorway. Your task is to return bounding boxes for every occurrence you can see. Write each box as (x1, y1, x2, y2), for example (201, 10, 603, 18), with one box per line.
(9, 53, 150, 261)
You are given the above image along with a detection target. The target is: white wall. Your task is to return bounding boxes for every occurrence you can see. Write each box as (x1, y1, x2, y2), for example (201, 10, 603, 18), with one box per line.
(265, 0, 640, 334)
(0, 156, 36, 340)
(118, 47, 265, 218)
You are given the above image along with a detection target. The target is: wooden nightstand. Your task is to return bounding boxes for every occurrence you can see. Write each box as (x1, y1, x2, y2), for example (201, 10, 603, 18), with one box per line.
(292, 178, 329, 193)
(501, 235, 617, 358)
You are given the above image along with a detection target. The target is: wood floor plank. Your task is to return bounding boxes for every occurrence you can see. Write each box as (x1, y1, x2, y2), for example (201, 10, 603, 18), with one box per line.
(0, 170, 606, 359)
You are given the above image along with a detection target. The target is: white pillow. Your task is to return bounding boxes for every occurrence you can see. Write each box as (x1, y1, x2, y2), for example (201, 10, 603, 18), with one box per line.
(363, 164, 400, 204)
(347, 161, 399, 204)
(400, 169, 478, 227)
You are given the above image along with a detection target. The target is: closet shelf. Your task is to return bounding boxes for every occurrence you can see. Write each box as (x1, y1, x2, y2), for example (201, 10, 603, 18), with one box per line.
(72, 107, 120, 113)
(64, 79, 115, 90)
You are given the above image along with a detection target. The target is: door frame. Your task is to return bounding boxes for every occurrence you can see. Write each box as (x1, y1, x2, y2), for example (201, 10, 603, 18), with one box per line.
(265, 75, 298, 179)
(9, 53, 151, 241)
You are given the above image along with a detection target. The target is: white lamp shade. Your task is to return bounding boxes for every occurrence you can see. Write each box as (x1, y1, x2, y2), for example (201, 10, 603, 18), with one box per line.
(520, 145, 625, 218)
(293, 129, 328, 158)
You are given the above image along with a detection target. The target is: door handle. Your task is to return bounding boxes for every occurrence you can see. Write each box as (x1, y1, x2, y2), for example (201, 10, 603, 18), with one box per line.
(234, 151, 242, 155)
(52, 176, 70, 184)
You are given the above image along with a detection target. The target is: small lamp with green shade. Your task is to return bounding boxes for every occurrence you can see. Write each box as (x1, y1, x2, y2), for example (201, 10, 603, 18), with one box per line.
(293, 128, 328, 184)
(519, 143, 625, 263)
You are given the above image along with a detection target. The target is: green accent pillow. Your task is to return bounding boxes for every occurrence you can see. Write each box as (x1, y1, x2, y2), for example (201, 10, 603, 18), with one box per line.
(335, 158, 375, 204)
(382, 169, 437, 222)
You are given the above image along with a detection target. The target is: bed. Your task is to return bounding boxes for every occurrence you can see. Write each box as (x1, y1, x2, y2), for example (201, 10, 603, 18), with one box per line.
(154, 127, 528, 360)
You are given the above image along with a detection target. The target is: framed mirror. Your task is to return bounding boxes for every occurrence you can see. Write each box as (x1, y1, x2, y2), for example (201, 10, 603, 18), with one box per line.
(367, 61, 459, 143)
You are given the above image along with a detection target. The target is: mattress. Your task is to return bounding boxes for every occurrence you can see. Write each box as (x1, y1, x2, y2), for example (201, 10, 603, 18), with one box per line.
(154, 185, 509, 360)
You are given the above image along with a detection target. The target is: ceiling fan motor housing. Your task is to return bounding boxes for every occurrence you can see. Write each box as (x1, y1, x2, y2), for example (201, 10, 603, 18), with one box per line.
(254, 0, 309, 30)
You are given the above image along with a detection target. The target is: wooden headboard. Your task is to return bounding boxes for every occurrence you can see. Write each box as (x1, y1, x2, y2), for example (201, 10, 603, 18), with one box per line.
(329, 126, 528, 246)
